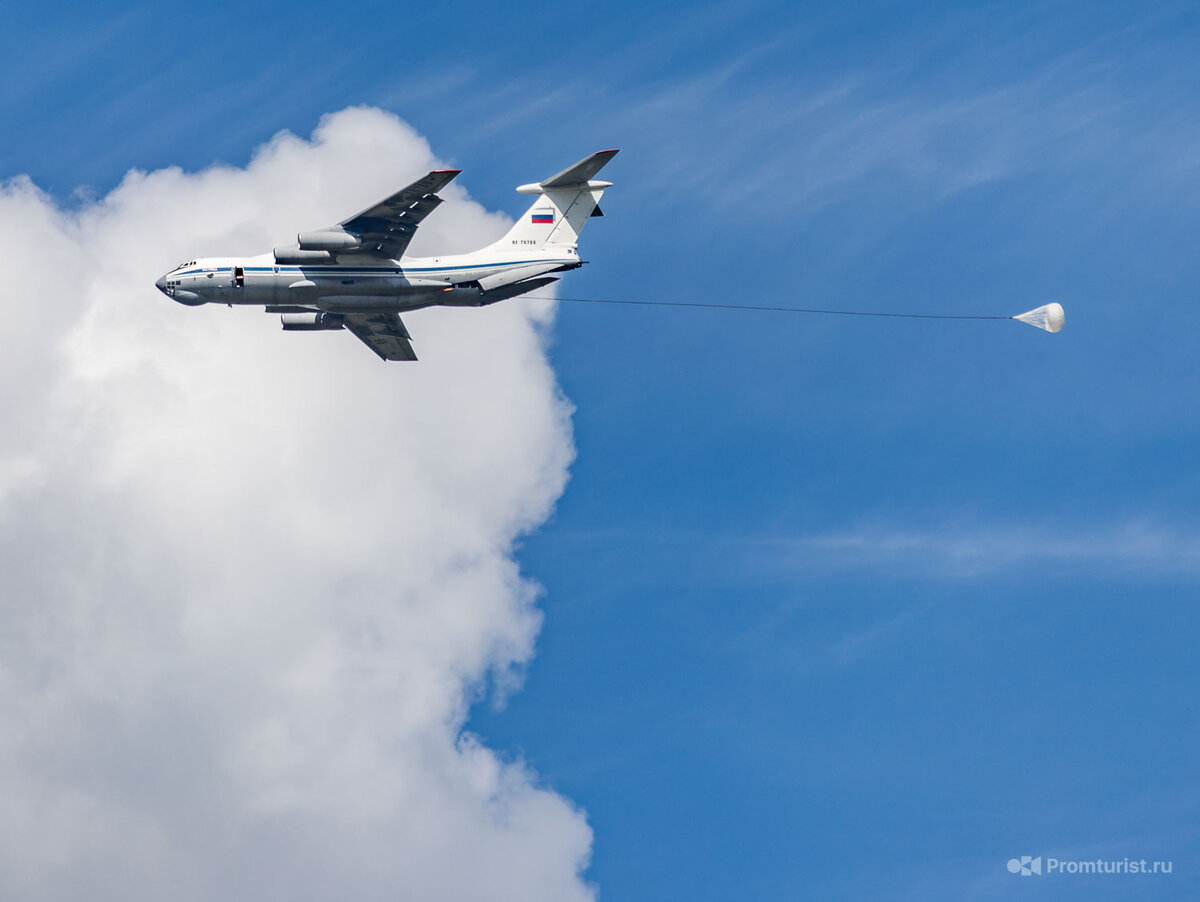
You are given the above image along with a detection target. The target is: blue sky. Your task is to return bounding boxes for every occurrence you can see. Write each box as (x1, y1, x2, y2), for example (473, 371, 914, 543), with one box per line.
(5, 1, 1198, 899)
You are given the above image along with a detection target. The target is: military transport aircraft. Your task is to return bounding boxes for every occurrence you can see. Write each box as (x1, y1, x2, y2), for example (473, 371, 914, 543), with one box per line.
(155, 150, 617, 361)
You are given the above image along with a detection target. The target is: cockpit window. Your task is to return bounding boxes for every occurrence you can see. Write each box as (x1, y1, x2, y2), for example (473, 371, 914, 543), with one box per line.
(175, 260, 197, 270)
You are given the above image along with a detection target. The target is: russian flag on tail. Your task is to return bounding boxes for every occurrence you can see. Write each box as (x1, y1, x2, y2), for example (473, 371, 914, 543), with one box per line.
(531, 209, 554, 224)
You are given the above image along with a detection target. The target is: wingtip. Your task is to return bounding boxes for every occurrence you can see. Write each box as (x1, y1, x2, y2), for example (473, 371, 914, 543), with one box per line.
(433, 168, 462, 173)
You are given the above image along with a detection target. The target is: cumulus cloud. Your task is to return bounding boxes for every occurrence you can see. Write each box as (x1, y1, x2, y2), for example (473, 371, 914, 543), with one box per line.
(0, 107, 592, 900)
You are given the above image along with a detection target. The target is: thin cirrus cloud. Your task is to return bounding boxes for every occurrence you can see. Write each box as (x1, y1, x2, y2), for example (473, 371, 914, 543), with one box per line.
(0, 106, 593, 901)
(420, 12, 1200, 226)
(765, 522, 1200, 581)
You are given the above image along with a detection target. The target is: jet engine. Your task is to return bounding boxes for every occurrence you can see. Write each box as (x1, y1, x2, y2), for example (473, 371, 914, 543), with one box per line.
(280, 312, 346, 331)
(297, 230, 361, 251)
(274, 248, 336, 265)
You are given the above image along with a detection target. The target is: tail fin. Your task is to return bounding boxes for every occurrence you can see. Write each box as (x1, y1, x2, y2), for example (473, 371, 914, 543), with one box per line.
(491, 150, 618, 251)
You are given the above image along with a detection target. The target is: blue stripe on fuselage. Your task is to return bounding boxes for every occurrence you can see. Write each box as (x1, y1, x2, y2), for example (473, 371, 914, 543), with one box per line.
(175, 259, 560, 277)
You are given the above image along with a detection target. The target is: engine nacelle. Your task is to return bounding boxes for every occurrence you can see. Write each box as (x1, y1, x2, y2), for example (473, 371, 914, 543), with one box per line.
(274, 248, 335, 265)
(280, 312, 346, 331)
(297, 230, 361, 251)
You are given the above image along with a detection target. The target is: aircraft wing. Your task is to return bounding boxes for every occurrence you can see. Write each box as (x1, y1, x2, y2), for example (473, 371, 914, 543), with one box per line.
(339, 169, 461, 259)
(343, 312, 419, 361)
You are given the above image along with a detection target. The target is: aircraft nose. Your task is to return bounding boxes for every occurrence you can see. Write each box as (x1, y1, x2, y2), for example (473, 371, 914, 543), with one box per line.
(155, 274, 169, 295)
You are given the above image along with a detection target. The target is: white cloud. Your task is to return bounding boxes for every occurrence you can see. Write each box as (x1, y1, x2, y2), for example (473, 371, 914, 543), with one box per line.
(0, 107, 593, 901)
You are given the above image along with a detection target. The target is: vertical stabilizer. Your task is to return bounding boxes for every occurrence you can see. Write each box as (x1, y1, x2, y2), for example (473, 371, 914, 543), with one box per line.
(491, 150, 618, 251)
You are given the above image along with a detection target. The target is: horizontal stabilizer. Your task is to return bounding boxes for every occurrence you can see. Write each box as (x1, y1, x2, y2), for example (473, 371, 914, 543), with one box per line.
(540, 149, 619, 188)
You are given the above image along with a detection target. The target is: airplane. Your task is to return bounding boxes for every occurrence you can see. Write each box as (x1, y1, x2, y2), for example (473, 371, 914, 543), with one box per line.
(155, 149, 617, 361)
